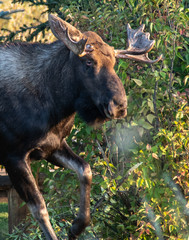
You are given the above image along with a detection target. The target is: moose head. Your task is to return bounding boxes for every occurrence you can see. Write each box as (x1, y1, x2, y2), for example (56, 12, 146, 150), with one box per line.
(49, 15, 162, 126)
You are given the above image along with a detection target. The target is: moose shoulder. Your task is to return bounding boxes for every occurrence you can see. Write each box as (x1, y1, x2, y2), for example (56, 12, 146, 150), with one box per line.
(0, 14, 162, 240)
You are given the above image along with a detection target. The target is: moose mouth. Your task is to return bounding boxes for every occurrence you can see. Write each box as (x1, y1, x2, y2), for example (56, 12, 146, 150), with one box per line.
(75, 94, 127, 126)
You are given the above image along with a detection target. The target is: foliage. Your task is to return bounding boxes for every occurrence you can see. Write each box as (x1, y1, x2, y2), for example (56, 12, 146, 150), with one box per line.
(0, 0, 49, 42)
(0, 0, 188, 239)
(0, 202, 8, 239)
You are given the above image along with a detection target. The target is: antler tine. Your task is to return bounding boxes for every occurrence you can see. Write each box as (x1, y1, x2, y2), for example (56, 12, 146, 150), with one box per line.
(137, 24, 145, 32)
(127, 23, 145, 39)
(114, 23, 162, 64)
(118, 53, 163, 64)
(119, 23, 155, 55)
(49, 14, 87, 56)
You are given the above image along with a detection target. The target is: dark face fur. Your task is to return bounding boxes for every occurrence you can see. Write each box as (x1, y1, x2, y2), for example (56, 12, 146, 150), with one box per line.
(74, 31, 127, 126)
(49, 15, 127, 126)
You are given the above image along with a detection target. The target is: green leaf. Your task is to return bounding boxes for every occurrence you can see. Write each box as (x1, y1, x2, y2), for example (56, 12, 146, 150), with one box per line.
(137, 127, 144, 137)
(133, 78, 142, 86)
(176, 52, 185, 61)
(110, 198, 117, 204)
(116, 175, 122, 180)
(160, 71, 166, 78)
(148, 99, 155, 113)
(147, 114, 155, 124)
(97, 133, 102, 141)
(138, 118, 153, 129)
(184, 75, 189, 85)
(142, 121, 154, 129)
(104, 205, 111, 213)
(117, 224, 125, 231)
(150, 22, 153, 32)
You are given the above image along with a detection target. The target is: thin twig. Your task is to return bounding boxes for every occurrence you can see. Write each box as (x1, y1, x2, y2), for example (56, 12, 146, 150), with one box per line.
(153, 61, 163, 130)
(96, 140, 113, 177)
(1, 22, 47, 42)
(168, 21, 178, 100)
(117, 162, 143, 188)
(0, 9, 24, 19)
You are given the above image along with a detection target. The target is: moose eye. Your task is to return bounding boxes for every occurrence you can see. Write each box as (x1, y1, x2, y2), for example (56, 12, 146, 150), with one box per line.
(86, 59, 93, 67)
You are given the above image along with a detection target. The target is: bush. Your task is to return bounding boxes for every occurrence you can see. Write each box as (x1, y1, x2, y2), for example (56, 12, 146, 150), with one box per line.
(1, 0, 188, 239)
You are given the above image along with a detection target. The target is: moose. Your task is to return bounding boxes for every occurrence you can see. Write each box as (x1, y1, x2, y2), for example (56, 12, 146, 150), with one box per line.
(0, 14, 162, 239)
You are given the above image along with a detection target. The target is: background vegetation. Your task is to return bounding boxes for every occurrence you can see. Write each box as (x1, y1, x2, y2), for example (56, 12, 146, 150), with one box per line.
(0, 0, 189, 239)
(0, 203, 8, 239)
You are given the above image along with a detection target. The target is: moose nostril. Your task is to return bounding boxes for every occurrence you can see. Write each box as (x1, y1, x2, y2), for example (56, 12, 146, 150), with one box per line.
(119, 101, 127, 111)
(119, 108, 127, 117)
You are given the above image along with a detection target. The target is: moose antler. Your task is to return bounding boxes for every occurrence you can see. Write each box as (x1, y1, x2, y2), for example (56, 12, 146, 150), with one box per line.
(59, 26, 87, 55)
(115, 24, 162, 64)
(49, 14, 87, 55)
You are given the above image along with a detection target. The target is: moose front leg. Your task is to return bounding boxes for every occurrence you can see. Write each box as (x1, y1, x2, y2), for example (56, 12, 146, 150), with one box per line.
(48, 140, 92, 240)
(5, 156, 58, 240)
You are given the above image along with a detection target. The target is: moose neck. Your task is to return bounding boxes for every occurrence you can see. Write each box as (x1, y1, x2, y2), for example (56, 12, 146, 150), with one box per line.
(38, 41, 80, 124)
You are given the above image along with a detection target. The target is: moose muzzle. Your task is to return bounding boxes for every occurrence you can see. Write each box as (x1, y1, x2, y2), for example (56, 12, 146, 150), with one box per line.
(104, 98, 127, 119)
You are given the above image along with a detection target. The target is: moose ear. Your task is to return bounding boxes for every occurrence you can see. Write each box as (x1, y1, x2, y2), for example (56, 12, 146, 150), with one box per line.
(48, 14, 87, 55)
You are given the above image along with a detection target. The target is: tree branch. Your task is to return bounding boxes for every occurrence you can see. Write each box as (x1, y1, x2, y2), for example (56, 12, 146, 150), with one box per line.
(0, 9, 24, 19)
